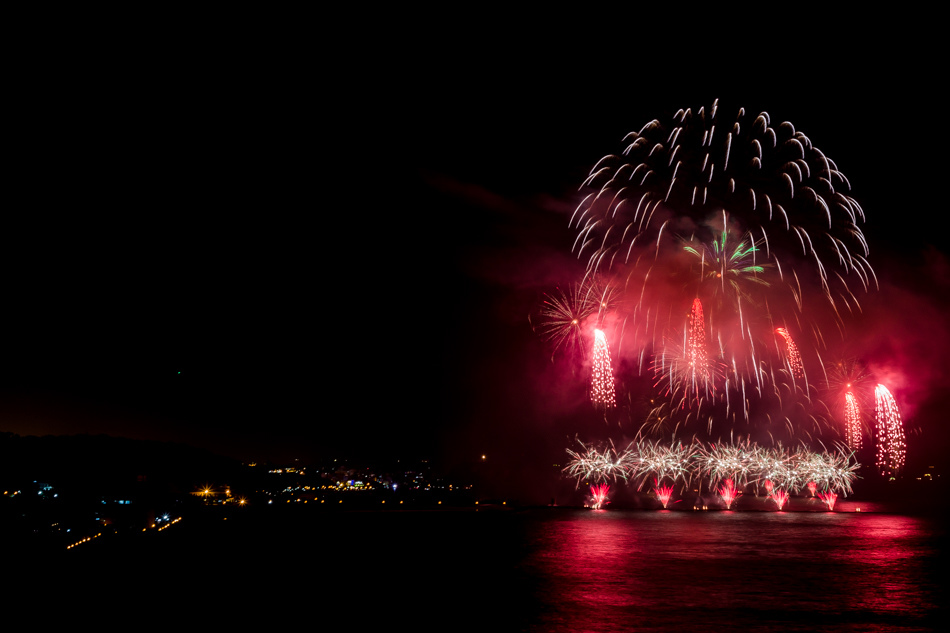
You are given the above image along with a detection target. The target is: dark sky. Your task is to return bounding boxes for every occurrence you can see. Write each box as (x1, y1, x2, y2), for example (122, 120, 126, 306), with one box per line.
(4, 23, 947, 500)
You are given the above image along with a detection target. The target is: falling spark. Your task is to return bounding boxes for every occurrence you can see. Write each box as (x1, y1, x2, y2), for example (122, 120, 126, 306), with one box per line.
(776, 327, 804, 379)
(874, 384, 905, 477)
(590, 329, 617, 408)
(844, 391, 862, 450)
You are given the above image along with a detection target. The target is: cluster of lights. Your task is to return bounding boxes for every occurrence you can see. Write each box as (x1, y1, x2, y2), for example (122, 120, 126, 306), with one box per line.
(66, 533, 102, 550)
(157, 517, 182, 532)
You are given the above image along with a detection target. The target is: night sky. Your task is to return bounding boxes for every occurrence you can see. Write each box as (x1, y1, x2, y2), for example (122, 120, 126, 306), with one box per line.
(4, 24, 947, 501)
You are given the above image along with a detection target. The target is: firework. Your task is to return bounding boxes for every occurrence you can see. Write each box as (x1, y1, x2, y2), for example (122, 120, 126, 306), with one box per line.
(770, 488, 790, 510)
(874, 384, 906, 477)
(775, 328, 804, 380)
(817, 490, 838, 511)
(718, 478, 740, 509)
(565, 440, 860, 500)
(589, 484, 611, 510)
(563, 440, 635, 484)
(590, 329, 617, 408)
(655, 480, 675, 508)
(807, 481, 817, 496)
(565, 100, 875, 441)
(531, 277, 619, 364)
(844, 391, 862, 450)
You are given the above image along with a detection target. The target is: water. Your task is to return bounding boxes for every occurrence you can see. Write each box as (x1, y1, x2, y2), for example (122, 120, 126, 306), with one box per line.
(513, 509, 946, 632)
(58, 507, 946, 631)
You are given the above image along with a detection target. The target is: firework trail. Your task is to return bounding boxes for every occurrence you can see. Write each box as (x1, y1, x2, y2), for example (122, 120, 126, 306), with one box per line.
(589, 484, 611, 509)
(565, 99, 875, 442)
(590, 329, 617, 408)
(874, 384, 906, 477)
(844, 391, 862, 450)
(775, 327, 804, 380)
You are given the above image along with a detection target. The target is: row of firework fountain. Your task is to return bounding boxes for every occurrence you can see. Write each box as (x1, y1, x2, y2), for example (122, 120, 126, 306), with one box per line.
(566, 439, 859, 511)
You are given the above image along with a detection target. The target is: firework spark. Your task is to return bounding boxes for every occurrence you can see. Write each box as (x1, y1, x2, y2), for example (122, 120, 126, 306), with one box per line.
(776, 328, 804, 380)
(590, 329, 617, 408)
(844, 391, 862, 450)
(874, 384, 906, 477)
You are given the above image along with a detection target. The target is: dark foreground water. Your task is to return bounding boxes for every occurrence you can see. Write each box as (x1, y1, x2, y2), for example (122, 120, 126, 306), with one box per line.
(56, 507, 946, 631)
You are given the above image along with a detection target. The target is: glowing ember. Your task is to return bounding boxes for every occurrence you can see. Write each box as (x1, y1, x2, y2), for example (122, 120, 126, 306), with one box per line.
(589, 483, 610, 510)
(844, 391, 863, 450)
(817, 490, 838, 511)
(718, 478, 740, 509)
(770, 488, 789, 510)
(590, 329, 617, 408)
(874, 384, 906, 477)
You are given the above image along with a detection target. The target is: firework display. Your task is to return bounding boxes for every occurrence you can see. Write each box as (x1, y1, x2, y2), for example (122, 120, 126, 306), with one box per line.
(535, 100, 912, 510)
(564, 440, 860, 498)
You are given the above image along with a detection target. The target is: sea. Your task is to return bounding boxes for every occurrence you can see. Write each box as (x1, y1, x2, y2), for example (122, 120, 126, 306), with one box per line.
(55, 505, 947, 631)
